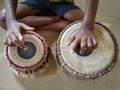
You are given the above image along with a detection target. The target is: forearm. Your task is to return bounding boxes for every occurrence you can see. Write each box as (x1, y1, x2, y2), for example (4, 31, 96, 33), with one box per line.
(5, 0, 18, 26)
(82, 0, 99, 28)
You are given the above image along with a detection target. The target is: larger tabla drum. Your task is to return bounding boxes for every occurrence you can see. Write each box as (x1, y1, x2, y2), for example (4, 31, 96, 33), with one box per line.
(56, 21, 119, 80)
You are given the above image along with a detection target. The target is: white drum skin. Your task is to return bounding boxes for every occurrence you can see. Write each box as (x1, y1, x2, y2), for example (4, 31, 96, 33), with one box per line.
(56, 21, 119, 80)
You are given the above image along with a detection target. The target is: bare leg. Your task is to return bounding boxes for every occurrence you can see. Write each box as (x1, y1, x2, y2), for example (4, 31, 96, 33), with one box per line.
(39, 20, 72, 31)
(0, 4, 84, 31)
(63, 9, 84, 21)
(0, 4, 60, 29)
(39, 9, 85, 31)
(18, 16, 60, 27)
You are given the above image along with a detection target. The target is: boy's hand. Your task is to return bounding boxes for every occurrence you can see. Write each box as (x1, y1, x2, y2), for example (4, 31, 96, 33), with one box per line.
(4, 20, 34, 49)
(66, 25, 98, 54)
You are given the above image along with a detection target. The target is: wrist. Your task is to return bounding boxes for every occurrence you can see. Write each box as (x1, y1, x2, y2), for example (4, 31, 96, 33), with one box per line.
(6, 19, 17, 27)
(81, 21, 94, 30)
(6, 19, 18, 31)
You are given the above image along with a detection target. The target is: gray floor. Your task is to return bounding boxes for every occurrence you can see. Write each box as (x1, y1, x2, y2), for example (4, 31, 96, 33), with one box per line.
(0, 0, 120, 90)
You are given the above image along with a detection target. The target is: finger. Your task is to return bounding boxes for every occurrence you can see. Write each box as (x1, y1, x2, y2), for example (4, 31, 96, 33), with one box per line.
(80, 38, 87, 54)
(21, 23, 35, 31)
(9, 34, 17, 43)
(9, 34, 22, 47)
(92, 38, 98, 49)
(14, 42, 26, 50)
(87, 38, 93, 51)
(71, 40, 78, 53)
(13, 31, 23, 41)
(14, 42, 24, 49)
(6, 36, 12, 46)
(85, 47, 88, 52)
(66, 36, 75, 46)
(16, 40, 27, 50)
(13, 32, 27, 50)
(4, 41, 10, 46)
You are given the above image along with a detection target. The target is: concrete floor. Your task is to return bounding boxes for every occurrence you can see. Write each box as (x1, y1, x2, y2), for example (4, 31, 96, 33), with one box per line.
(0, 0, 120, 90)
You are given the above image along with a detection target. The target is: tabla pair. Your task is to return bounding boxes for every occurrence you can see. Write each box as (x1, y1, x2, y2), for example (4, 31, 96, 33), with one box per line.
(5, 21, 119, 80)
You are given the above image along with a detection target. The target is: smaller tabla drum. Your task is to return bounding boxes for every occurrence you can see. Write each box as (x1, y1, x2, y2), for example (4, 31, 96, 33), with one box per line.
(5, 31, 50, 78)
(56, 21, 119, 80)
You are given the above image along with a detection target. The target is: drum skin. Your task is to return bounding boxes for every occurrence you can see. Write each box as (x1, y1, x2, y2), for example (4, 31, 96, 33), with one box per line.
(56, 21, 119, 80)
(5, 31, 51, 78)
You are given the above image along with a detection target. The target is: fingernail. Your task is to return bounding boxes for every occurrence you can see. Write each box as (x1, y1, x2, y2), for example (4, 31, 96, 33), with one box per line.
(19, 36, 23, 41)
(66, 42, 69, 46)
(66, 41, 70, 46)
(70, 50, 74, 54)
(30, 27, 34, 29)
(23, 47, 28, 51)
(85, 47, 87, 51)
(80, 51, 83, 54)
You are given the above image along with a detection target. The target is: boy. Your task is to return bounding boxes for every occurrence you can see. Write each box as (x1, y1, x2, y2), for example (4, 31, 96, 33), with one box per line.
(0, 0, 99, 54)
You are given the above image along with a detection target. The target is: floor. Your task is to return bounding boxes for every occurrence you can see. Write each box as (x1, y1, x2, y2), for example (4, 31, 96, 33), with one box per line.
(0, 0, 120, 90)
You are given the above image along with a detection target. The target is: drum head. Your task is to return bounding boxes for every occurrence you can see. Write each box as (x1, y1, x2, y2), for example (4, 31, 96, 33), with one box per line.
(56, 21, 118, 79)
(6, 31, 48, 69)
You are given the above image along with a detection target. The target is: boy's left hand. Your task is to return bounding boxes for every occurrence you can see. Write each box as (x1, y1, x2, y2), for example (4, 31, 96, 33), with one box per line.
(66, 25, 98, 54)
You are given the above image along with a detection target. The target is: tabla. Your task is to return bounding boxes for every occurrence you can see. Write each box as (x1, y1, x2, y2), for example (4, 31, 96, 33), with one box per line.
(56, 21, 119, 80)
(5, 31, 50, 78)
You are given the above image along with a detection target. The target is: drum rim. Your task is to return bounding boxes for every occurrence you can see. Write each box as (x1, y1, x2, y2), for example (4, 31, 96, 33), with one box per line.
(56, 21, 119, 80)
(10, 51, 51, 78)
(5, 31, 48, 72)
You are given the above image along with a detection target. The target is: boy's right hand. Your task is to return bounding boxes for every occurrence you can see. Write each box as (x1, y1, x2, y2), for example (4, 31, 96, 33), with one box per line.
(4, 20, 34, 49)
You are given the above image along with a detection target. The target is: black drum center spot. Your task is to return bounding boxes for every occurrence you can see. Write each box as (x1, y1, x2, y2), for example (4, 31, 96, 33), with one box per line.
(17, 41, 36, 60)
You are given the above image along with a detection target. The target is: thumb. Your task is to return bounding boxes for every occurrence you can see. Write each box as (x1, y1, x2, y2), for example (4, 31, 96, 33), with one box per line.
(21, 23, 35, 31)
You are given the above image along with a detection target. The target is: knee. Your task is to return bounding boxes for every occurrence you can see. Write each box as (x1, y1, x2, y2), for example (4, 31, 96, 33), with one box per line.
(63, 9, 84, 21)
(58, 20, 72, 30)
(0, 12, 6, 29)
